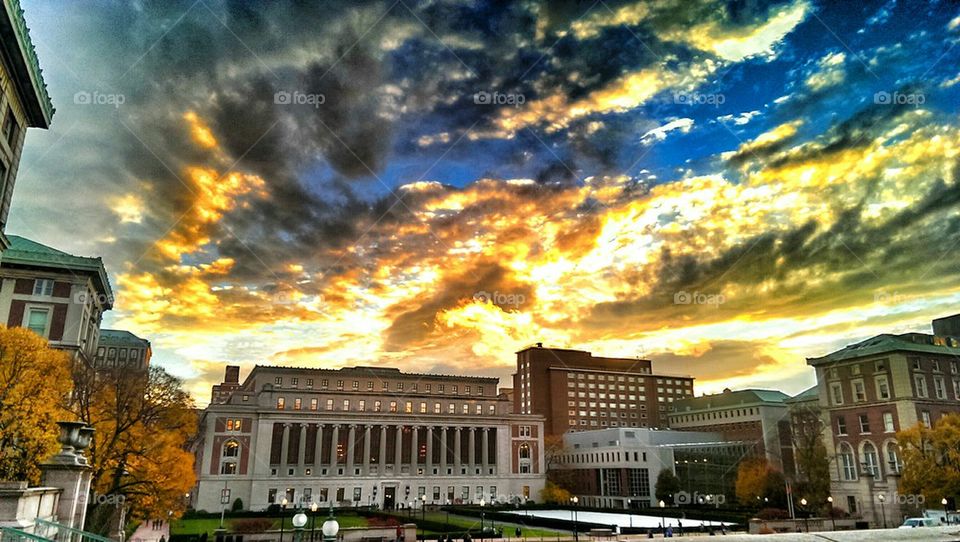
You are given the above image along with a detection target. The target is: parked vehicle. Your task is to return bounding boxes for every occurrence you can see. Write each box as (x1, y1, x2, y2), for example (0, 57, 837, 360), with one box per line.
(898, 517, 938, 529)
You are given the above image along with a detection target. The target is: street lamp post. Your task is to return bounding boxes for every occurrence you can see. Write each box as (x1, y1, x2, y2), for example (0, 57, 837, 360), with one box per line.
(310, 502, 319, 542)
(321, 506, 340, 542)
(280, 498, 288, 542)
(571, 497, 579, 542)
(878, 494, 887, 529)
(827, 497, 836, 531)
(480, 499, 486, 542)
(626, 500, 632, 529)
(943, 498, 949, 525)
(658, 500, 665, 536)
(293, 509, 308, 542)
(799, 499, 808, 533)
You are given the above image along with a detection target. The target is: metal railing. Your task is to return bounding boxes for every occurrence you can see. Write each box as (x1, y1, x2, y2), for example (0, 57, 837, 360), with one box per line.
(1, 527, 52, 542)
(33, 520, 113, 542)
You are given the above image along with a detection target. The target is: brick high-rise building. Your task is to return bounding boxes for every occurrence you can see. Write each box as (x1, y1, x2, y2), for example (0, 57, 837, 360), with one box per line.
(512, 344, 694, 436)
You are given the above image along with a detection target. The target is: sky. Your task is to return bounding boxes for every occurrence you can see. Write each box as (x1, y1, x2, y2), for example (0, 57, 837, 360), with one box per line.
(11, 0, 960, 405)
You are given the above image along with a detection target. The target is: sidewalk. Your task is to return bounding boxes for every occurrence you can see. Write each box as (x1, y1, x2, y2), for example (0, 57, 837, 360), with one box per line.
(129, 520, 170, 542)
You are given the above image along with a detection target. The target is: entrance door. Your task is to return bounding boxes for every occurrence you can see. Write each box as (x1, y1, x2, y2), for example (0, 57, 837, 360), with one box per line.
(384, 486, 396, 510)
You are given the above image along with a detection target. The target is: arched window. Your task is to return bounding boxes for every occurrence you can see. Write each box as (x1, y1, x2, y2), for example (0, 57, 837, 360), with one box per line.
(886, 442, 902, 473)
(519, 444, 530, 460)
(862, 442, 880, 478)
(839, 443, 857, 481)
(223, 440, 240, 457)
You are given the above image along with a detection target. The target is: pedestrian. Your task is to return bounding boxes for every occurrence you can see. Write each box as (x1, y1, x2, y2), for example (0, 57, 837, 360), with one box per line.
(515, 527, 521, 538)
(677, 520, 682, 537)
(159, 536, 165, 542)
(665, 526, 673, 538)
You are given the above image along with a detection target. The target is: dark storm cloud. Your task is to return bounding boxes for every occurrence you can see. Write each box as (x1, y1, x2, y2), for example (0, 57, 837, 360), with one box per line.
(651, 341, 793, 380)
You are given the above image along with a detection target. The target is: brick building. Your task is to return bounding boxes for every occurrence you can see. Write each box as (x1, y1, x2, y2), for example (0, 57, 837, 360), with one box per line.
(192, 365, 546, 512)
(513, 345, 694, 435)
(806, 316, 960, 526)
(667, 388, 793, 473)
(0, 235, 111, 366)
(211, 365, 243, 404)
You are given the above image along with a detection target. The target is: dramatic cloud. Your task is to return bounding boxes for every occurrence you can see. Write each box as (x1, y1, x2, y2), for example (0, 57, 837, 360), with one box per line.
(12, 0, 960, 403)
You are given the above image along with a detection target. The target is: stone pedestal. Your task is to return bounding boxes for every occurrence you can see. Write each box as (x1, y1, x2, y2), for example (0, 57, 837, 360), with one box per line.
(39, 421, 95, 530)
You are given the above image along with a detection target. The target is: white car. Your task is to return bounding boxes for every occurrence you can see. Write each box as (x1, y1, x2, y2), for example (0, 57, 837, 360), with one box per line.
(898, 517, 938, 528)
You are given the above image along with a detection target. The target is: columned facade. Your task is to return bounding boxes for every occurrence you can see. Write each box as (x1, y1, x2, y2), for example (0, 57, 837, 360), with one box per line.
(193, 365, 546, 511)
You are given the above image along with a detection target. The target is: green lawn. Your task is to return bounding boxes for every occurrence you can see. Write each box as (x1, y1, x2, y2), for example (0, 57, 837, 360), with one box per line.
(172, 515, 368, 537)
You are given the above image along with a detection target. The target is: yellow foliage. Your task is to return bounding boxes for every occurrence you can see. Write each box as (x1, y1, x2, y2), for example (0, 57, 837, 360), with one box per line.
(0, 327, 72, 483)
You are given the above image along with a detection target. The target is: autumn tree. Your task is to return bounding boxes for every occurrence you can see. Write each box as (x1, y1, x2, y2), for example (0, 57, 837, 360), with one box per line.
(0, 327, 72, 483)
(735, 457, 786, 508)
(70, 364, 197, 534)
(655, 468, 681, 504)
(898, 414, 960, 502)
(790, 405, 830, 506)
(540, 481, 573, 504)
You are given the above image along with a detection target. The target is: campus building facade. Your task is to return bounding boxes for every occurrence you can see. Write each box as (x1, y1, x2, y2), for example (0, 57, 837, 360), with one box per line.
(0, 235, 111, 366)
(513, 345, 694, 435)
(0, 0, 54, 252)
(550, 428, 750, 509)
(667, 388, 794, 473)
(807, 315, 960, 527)
(192, 365, 546, 512)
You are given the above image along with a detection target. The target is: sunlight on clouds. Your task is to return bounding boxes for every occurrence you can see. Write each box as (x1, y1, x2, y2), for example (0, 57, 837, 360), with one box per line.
(110, 194, 145, 223)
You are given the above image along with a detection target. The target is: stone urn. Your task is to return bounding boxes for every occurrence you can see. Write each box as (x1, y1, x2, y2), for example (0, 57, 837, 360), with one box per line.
(50, 421, 95, 466)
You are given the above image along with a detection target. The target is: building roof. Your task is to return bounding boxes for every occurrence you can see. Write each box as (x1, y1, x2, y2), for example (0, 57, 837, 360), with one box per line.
(0, 0, 54, 127)
(98, 329, 150, 348)
(248, 364, 500, 383)
(784, 385, 819, 404)
(670, 388, 789, 412)
(806, 332, 960, 366)
(3, 235, 113, 306)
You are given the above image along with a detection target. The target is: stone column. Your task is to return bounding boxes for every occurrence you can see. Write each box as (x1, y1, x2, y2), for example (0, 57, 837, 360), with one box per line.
(468, 427, 476, 471)
(481, 427, 489, 472)
(280, 423, 291, 471)
(394, 425, 404, 468)
(426, 426, 434, 473)
(314, 424, 324, 467)
(440, 427, 448, 473)
(363, 425, 372, 473)
(379, 425, 388, 468)
(329, 424, 340, 470)
(454, 427, 462, 471)
(298, 424, 308, 467)
(411, 426, 420, 470)
(346, 424, 357, 473)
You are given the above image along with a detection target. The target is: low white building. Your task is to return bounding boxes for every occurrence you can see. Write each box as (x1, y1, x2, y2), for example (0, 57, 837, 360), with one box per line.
(552, 428, 750, 509)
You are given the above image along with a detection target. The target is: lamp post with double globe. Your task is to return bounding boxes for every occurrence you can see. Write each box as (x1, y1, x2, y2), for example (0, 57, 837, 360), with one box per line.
(658, 500, 665, 536)
(280, 498, 289, 542)
(799, 499, 808, 533)
(571, 497, 579, 542)
(310, 502, 319, 542)
(878, 494, 887, 529)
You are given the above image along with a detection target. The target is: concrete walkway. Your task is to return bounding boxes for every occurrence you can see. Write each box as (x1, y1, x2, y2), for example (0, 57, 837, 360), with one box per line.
(602, 525, 960, 540)
(129, 520, 170, 542)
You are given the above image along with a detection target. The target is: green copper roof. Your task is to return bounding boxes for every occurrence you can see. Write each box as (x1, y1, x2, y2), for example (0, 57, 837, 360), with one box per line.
(98, 329, 150, 348)
(3, 235, 112, 307)
(785, 385, 819, 404)
(806, 333, 960, 365)
(0, 0, 54, 127)
(671, 388, 789, 412)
